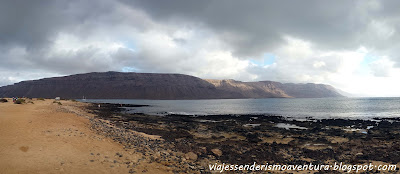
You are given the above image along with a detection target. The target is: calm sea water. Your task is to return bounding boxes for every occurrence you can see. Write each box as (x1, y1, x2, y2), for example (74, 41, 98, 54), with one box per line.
(80, 97, 400, 119)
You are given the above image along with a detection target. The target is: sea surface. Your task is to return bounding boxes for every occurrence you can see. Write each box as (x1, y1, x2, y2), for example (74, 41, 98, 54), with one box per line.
(80, 97, 400, 119)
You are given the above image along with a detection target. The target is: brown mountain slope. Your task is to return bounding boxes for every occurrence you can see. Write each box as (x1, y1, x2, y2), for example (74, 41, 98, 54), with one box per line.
(0, 72, 343, 99)
(205, 79, 291, 98)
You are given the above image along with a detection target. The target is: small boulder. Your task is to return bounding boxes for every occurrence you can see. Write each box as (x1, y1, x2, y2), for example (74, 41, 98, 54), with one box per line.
(185, 152, 198, 161)
(199, 147, 207, 154)
(211, 149, 222, 157)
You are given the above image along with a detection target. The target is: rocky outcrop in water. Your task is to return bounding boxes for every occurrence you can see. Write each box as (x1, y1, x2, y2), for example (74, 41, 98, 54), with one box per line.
(0, 71, 343, 99)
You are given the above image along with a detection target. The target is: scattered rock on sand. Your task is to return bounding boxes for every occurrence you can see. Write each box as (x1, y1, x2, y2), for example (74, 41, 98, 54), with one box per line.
(185, 152, 198, 161)
(211, 149, 222, 157)
(199, 147, 207, 154)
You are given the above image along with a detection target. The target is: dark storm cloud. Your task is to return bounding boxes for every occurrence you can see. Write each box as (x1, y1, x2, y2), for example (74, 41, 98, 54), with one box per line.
(2, 0, 400, 96)
(0, 0, 125, 73)
(0, 0, 122, 47)
(1, 0, 398, 71)
(121, 0, 400, 71)
(121, 0, 367, 57)
(1, 0, 72, 49)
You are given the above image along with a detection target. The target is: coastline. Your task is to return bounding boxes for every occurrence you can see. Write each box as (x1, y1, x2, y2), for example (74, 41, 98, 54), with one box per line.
(86, 102, 400, 173)
(1, 98, 400, 173)
(0, 99, 172, 174)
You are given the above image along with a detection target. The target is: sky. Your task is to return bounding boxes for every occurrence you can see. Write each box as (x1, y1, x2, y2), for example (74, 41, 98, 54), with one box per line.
(1, 0, 400, 97)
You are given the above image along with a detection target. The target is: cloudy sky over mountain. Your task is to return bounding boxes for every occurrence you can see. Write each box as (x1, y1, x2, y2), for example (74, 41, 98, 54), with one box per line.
(2, 0, 400, 96)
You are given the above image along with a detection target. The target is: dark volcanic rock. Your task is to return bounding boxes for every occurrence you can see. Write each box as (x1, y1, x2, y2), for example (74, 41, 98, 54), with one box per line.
(0, 71, 343, 99)
(85, 102, 400, 172)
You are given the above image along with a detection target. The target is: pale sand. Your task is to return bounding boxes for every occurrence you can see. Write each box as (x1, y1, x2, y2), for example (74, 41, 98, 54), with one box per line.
(0, 99, 171, 174)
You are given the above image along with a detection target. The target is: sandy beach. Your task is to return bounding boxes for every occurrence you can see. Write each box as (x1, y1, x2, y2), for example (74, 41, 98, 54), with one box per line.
(4, 0, 400, 173)
(0, 99, 170, 174)
(2, 98, 400, 174)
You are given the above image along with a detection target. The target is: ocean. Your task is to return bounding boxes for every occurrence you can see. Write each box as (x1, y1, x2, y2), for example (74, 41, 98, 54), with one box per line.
(80, 97, 400, 119)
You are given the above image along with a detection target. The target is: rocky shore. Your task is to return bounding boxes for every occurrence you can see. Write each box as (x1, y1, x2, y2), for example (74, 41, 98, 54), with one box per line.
(86, 103, 400, 173)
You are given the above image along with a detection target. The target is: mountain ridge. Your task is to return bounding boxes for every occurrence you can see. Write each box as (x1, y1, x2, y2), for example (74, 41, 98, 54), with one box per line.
(0, 71, 343, 99)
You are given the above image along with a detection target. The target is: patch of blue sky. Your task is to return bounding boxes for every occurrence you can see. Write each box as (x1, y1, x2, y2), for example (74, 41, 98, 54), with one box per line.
(361, 54, 378, 66)
(121, 39, 137, 51)
(122, 67, 138, 72)
(357, 53, 380, 76)
(250, 53, 276, 66)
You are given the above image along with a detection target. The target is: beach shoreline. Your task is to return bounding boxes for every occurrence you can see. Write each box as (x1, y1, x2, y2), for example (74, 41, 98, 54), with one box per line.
(0, 98, 172, 174)
(86, 102, 400, 173)
(1, 98, 400, 173)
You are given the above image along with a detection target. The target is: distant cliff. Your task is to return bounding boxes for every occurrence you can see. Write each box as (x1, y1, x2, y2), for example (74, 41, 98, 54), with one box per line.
(0, 72, 343, 99)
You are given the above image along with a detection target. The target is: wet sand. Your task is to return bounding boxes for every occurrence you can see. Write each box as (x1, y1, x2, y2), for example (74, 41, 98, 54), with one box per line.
(0, 99, 170, 174)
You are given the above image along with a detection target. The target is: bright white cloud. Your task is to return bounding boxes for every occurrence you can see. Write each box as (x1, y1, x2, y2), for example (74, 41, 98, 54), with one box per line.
(369, 57, 396, 77)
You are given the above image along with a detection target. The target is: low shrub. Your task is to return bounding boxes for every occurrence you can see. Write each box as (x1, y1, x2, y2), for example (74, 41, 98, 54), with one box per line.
(0, 98, 8, 103)
(38, 98, 45, 101)
(15, 98, 25, 104)
(53, 101, 62, 105)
